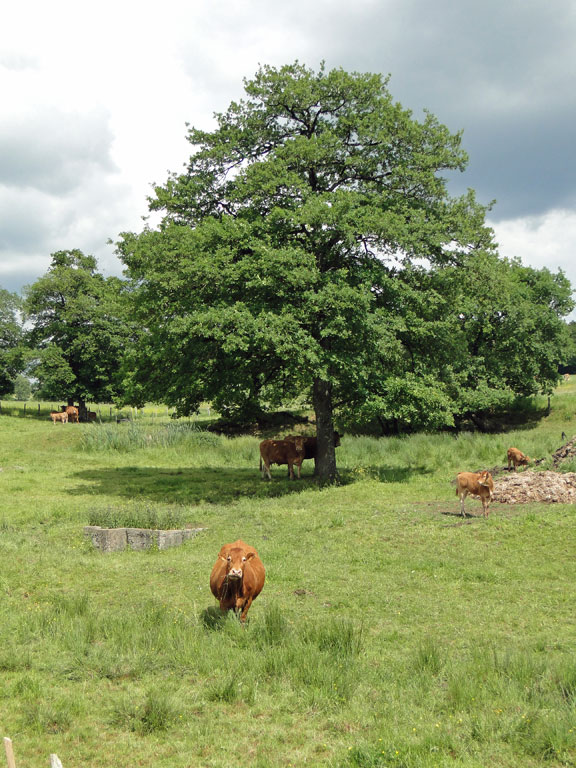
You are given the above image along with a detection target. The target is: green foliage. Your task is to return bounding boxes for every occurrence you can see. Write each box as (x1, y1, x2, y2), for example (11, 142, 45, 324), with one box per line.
(12, 374, 31, 401)
(0, 287, 23, 396)
(117, 63, 573, 470)
(23, 249, 133, 405)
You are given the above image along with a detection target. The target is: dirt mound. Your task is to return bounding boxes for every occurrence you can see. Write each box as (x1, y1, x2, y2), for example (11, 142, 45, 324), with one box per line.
(494, 470, 576, 504)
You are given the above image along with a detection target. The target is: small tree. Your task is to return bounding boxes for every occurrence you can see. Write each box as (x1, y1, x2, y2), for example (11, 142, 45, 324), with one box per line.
(12, 374, 32, 401)
(0, 288, 23, 397)
(23, 250, 132, 412)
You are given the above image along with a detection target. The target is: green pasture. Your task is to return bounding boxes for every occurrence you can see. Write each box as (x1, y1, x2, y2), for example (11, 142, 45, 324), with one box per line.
(0, 384, 575, 767)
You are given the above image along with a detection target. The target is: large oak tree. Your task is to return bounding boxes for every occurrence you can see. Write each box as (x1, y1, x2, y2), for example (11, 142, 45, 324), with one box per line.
(117, 63, 572, 480)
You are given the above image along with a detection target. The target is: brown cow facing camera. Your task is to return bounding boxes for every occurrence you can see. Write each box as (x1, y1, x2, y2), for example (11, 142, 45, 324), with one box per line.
(507, 447, 531, 472)
(209, 540, 265, 623)
(455, 470, 494, 518)
(259, 437, 306, 480)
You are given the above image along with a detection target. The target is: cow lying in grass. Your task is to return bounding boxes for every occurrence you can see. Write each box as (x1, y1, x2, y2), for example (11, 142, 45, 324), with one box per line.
(507, 447, 531, 472)
(455, 470, 494, 518)
(209, 540, 265, 623)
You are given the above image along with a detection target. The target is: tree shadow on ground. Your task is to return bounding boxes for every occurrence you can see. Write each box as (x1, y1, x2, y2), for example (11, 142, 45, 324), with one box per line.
(71, 463, 430, 506)
(70, 466, 317, 505)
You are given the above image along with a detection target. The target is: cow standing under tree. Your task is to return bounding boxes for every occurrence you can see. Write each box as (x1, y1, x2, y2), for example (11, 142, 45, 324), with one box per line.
(285, 432, 341, 476)
(259, 437, 306, 480)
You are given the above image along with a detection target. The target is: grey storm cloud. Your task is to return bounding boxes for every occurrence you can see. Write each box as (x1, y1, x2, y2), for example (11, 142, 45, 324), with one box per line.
(320, 0, 576, 220)
(0, 107, 117, 195)
(236, 0, 576, 221)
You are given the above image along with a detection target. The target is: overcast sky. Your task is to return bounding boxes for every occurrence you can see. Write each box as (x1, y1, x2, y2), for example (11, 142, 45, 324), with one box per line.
(1, 0, 575, 315)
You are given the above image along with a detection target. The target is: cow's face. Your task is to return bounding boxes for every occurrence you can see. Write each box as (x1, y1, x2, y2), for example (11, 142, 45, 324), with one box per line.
(478, 471, 491, 486)
(519, 455, 531, 465)
(222, 548, 254, 580)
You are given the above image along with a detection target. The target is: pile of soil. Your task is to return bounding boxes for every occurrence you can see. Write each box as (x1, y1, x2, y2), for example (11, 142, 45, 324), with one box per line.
(494, 470, 576, 504)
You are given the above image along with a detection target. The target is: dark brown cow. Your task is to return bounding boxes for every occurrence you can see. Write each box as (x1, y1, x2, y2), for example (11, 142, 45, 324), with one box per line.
(65, 406, 79, 423)
(455, 471, 494, 518)
(209, 539, 265, 623)
(259, 437, 306, 480)
(507, 447, 531, 472)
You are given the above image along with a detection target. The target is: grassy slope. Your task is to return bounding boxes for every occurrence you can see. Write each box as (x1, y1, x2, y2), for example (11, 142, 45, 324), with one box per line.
(0, 386, 575, 767)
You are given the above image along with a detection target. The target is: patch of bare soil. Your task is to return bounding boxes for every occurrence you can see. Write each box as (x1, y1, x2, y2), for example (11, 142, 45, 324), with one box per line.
(494, 470, 576, 504)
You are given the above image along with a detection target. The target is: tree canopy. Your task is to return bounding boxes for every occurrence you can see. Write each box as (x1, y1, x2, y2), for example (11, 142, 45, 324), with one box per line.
(117, 62, 573, 479)
(23, 250, 133, 408)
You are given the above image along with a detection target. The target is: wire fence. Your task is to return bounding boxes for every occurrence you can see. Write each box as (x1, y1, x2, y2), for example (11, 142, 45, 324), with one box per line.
(0, 400, 212, 424)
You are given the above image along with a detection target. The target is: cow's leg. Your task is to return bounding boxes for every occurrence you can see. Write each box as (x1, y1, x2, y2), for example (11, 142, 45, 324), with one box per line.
(260, 457, 272, 481)
(295, 461, 301, 480)
(237, 595, 253, 623)
(460, 491, 468, 517)
(287, 461, 294, 480)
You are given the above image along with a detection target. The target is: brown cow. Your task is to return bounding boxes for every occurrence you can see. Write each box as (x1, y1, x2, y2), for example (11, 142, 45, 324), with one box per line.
(259, 437, 306, 480)
(50, 411, 68, 424)
(285, 432, 342, 461)
(87, 411, 97, 422)
(209, 539, 265, 623)
(455, 470, 494, 518)
(65, 406, 79, 423)
(507, 447, 531, 472)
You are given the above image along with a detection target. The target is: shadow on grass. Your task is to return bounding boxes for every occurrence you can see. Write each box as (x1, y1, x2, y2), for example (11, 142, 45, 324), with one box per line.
(71, 463, 429, 505)
(71, 466, 320, 505)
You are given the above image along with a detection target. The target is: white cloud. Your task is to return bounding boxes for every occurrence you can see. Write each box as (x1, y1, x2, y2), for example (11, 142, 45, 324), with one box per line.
(491, 210, 576, 277)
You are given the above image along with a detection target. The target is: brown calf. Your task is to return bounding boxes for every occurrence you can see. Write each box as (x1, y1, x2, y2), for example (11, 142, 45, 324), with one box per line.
(50, 411, 68, 424)
(507, 447, 531, 472)
(455, 470, 494, 518)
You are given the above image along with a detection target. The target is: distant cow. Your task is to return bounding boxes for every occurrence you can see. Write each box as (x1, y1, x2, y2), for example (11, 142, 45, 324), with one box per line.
(65, 406, 79, 423)
(563, 373, 570, 381)
(259, 437, 306, 480)
(285, 432, 342, 461)
(87, 411, 97, 422)
(455, 471, 494, 518)
(507, 447, 531, 472)
(50, 411, 68, 424)
(209, 539, 265, 623)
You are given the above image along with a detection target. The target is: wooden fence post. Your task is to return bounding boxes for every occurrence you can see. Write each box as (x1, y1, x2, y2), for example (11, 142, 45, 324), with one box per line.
(3, 737, 16, 768)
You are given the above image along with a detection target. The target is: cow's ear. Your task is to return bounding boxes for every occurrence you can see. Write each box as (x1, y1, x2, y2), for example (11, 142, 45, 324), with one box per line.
(245, 551, 255, 560)
(218, 546, 229, 561)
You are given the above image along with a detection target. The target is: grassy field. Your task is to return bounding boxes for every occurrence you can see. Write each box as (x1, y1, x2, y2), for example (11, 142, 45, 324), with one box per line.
(1, 384, 575, 767)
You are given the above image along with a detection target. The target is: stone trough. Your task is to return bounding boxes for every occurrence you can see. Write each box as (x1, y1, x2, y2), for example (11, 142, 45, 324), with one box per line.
(84, 525, 206, 552)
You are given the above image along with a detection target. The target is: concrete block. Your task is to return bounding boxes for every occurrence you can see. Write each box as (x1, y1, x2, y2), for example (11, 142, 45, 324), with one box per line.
(126, 527, 158, 550)
(85, 525, 206, 552)
(84, 526, 127, 552)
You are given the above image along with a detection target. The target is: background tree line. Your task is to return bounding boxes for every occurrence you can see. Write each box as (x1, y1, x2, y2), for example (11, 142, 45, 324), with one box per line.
(2, 64, 575, 478)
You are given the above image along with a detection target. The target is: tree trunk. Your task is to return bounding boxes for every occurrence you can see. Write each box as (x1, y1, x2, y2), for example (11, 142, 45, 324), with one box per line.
(312, 377, 338, 483)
